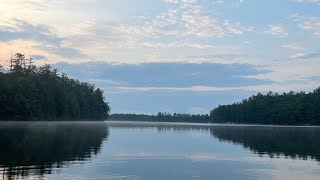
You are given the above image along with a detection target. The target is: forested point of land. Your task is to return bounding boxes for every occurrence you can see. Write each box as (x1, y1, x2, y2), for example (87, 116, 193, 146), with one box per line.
(210, 88, 320, 125)
(111, 88, 320, 125)
(109, 112, 210, 123)
(0, 53, 110, 121)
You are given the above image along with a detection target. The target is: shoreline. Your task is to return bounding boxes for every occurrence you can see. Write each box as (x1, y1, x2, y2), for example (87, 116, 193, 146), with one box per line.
(0, 120, 319, 128)
(105, 120, 320, 128)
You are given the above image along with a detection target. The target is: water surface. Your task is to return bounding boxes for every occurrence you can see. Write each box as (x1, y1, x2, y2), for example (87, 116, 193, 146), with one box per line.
(0, 121, 320, 180)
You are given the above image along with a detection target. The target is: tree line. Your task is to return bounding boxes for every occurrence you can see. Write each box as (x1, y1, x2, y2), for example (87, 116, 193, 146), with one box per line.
(0, 53, 110, 121)
(210, 88, 320, 125)
(109, 112, 210, 123)
(110, 88, 320, 125)
(210, 126, 320, 162)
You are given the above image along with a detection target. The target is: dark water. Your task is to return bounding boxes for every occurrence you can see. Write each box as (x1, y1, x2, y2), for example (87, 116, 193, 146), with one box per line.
(1, 122, 320, 180)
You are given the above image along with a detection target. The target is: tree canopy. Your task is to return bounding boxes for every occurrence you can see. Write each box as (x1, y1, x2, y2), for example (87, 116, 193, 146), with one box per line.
(0, 53, 110, 121)
(109, 112, 210, 123)
(210, 89, 320, 125)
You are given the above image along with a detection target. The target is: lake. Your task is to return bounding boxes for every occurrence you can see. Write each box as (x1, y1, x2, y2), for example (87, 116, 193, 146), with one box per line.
(0, 121, 320, 180)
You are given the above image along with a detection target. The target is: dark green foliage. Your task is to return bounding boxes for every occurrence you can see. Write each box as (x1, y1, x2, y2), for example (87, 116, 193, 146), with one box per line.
(210, 89, 320, 125)
(109, 112, 210, 123)
(0, 54, 110, 121)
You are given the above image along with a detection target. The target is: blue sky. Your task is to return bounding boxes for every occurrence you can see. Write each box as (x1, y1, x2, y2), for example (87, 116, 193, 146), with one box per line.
(1, 0, 320, 114)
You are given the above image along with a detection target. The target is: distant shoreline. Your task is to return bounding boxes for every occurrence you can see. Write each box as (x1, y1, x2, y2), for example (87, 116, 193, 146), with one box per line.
(105, 120, 320, 128)
(0, 120, 319, 127)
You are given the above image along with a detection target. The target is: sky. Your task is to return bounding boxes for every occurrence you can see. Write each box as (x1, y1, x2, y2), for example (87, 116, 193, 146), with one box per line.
(0, 0, 320, 114)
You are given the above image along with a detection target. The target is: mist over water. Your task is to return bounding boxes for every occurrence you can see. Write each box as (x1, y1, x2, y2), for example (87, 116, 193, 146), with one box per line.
(1, 121, 320, 180)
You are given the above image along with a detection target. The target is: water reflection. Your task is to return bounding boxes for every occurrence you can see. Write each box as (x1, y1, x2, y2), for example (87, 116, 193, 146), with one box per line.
(105, 122, 320, 180)
(108, 122, 320, 163)
(1, 122, 320, 180)
(209, 126, 320, 162)
(106, 122, 211, 133)
(0, 122, 109, 179)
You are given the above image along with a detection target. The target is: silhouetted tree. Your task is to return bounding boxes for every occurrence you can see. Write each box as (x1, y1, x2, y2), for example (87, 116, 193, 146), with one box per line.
(109, 113, 210, 123)
(210, 88, 320, 125)
(0, 53, 111, 121)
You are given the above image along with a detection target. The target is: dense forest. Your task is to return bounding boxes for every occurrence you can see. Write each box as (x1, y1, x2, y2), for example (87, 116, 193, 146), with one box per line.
(111, 88, 320, 125)
(210, 88, 320, 125)
(0, 53, 110, 121)
(109, 112, 210, 123)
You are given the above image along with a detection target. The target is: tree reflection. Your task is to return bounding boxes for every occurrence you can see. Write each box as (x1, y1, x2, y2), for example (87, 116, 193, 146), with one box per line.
(107, 123, 320, 163)
(210, 126, 320, 162)
(0, 122, 109, 179)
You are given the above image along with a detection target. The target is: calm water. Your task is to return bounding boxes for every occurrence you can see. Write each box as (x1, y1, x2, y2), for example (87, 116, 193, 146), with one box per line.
(1, 122, 320, 180)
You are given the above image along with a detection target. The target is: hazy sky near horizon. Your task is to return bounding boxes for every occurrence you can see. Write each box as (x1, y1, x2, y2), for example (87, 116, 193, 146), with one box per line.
(1, 0, 320, 114)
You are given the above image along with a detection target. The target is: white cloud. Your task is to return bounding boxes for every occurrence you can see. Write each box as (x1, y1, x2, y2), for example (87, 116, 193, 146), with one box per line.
(244, 60, 320, 84)
(130, 41, 213, 49)
(142, 53, 251, 64)
(289, 52, 306, 59)
(0, 40, 70, 65)
(288, 51, 320, 60)
(282, 43, 305, 51)
(114, 80, 319, 93)
(292, 14, 320, 37)
(298, 18, 320, 36)
(0, 0, 254, 65)
(223, 20, 253, 35)
(122, 0, 253, 38)
(0, 19, 87, 63)
(294, 0, 320, 5)
(265, 25, 288, 37)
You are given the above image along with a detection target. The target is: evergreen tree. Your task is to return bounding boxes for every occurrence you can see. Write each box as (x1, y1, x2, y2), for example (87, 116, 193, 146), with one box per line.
(0, 53, 111, 121)
(210, 88, 320, 125)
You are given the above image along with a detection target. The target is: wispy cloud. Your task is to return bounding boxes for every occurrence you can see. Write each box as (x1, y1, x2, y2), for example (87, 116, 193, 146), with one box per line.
(0, 19, 87, 61)
(293, 0, 320, 5)
(0, 0, 320, 113)
(121, 0, 253, 38)
(289, 52, 320, 60)
(244, 60, 320, 84)
(0, 18, 59, 43)
(265, 25, 288, 37)
(114, 82, 319, 93)
(282, 43, 305, 51)
(292, 14, 320, 37)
